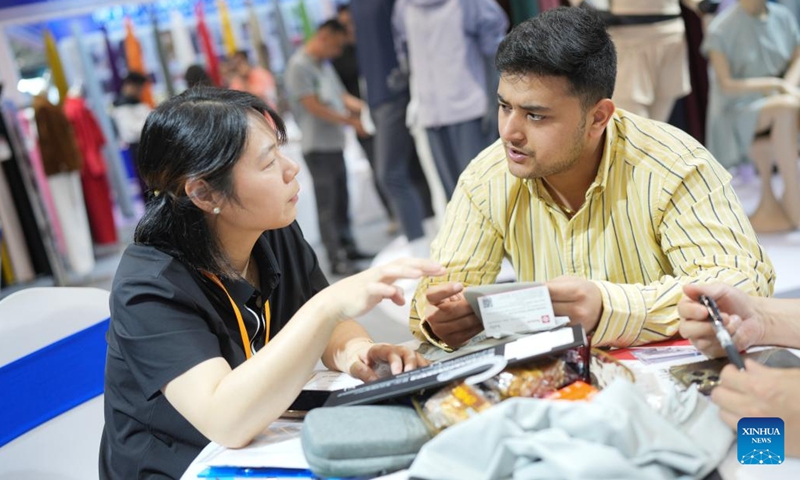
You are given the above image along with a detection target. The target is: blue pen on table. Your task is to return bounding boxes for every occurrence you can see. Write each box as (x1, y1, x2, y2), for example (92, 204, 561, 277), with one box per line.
(197, 466, 372, 480)
(699, 294, 746, 370)
(198, 466, 315, 478)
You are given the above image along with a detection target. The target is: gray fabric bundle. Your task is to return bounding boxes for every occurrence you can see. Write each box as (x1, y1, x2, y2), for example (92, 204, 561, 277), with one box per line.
(409, 379, 733, 480)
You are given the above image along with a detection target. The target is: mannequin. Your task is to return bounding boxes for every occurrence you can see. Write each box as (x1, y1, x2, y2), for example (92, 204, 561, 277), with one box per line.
(573, 0, 698, 122)
(748, 137, 794, 232)
(703, 0, 800, 231)
(32, 82, 95, 275)
(64, 82, 118, 245)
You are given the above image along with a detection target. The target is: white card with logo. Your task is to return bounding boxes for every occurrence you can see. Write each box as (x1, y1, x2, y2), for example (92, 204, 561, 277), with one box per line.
(477, 285, 557, 338)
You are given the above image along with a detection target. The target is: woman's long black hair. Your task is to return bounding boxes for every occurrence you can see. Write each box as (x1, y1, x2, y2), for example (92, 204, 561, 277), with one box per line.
(133, 87, 286, 278)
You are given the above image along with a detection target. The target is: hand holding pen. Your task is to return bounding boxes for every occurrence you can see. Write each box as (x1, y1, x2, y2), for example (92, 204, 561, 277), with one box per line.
(678, 284, 765, 363)
(699, 294, 746, 370)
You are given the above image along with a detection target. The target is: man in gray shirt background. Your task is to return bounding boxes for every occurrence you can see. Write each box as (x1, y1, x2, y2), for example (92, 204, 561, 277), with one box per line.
(285, 19, 371, 275)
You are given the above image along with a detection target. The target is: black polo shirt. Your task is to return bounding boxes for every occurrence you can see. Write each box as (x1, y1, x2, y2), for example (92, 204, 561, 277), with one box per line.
(99, 222, 328, 479)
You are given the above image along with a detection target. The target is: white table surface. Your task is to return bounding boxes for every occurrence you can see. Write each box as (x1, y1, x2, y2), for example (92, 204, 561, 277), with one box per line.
(181, 347, 800, 480)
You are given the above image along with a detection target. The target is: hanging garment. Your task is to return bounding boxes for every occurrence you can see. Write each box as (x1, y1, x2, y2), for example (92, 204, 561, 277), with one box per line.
(15, 109, 67, 260)
(247, 2, 270, 71)
(47, 172, 95, 276)
(1, 234, 15, 286)
(150, 11, 175, 98)
(196, 2, 222, 86)
(124, 18, 155, 108)
(101, 26, 123, 100)
(170, 11, 197, 74)
(44, 30, 68, 104)
(64, 97, 117, 245)
(72, 22, 136, 219)
(31, 98, 94, 275)
(0, 163, 35, 283)
(32, 95, 83, 176)
(1, 103, 56, 280)
(218, 0, 238, 56)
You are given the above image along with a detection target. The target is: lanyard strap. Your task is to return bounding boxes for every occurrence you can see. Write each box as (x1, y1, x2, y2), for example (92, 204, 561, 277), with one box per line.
(202, 271, 270, 359)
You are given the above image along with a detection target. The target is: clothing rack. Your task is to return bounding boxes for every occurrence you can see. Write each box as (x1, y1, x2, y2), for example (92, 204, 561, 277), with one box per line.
(1, 100, 68, 287)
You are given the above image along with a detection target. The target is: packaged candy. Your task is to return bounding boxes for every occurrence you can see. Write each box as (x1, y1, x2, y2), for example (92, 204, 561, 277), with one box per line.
(421, 357, 580, 430)
(546, 380, 598, 401)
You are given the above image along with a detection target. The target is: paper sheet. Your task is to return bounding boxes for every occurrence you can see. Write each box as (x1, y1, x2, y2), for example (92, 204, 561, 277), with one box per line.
(302, 370, 363, 391)
(181, 423, 307, 479)
(197, 420, 307, 469)
(629, 346, 704, 365)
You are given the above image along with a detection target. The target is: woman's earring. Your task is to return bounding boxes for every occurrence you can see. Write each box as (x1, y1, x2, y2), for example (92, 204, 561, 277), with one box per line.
(212, 206, 221, 215)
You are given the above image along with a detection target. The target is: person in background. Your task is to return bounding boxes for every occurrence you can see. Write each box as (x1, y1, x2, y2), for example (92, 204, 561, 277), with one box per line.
(393, 0, 509, 198)
(703, 0, 800, 233)
(228, 50, 278, 110)
(185, 64, 213, 89)
(99, 87, 443, 479)
(410, 7, 774, 352)
(284, 20, 372, 276)
(678, 283, 800, 457)
(110, 72, 152, 199)
(332, 4, 398, 234)
(573, 0, 693, 123)
(351, 0, 433, 246)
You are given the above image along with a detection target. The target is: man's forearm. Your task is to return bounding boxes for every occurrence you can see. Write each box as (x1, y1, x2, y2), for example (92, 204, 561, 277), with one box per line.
(343, 93, 363, 115)
(300, 96, 353, 126)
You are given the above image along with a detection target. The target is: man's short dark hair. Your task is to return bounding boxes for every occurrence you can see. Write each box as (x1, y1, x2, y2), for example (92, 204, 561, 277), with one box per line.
(123, 72, 148, 86)
(318, 19, 347, 35)
(337, 3, 349, 14)
(495, 7, 616, 108)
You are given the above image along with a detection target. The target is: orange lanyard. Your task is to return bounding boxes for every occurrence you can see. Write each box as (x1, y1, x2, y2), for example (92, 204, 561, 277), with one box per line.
(202, 271, 270, 359)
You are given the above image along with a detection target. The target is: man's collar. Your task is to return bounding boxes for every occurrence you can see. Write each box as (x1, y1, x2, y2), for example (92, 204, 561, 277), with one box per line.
(589, 109, 620, 195)
(302, 45, 324, 65)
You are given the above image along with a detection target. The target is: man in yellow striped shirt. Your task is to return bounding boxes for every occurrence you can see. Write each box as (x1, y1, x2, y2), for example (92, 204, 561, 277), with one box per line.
(410, 7, 774, 351)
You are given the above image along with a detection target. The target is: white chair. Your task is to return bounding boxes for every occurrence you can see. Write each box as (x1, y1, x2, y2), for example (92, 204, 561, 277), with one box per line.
(0, 287, 109, 480)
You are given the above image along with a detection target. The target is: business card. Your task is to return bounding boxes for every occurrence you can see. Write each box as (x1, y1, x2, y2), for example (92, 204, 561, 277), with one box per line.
(477, 285, 558, 338)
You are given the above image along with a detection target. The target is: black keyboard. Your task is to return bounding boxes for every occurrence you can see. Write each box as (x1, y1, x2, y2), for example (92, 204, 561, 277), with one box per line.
(324, 348, 504, 406)
(324, 325, 587, 407)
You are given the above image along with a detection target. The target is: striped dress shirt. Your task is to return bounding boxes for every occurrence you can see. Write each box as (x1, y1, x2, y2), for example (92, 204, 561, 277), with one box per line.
(410, 109, 775, 350)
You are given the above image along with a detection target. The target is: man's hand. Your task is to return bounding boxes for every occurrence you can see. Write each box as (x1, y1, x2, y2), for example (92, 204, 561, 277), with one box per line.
(546, 276, 603, 334)
(678, 283, 764, 358)
(347, 343, 429, 383)
(343, 94, 364, 115)
(423, 282, 482, 348)
(712, 360, 800, 457)
(348, 117, 369, 138)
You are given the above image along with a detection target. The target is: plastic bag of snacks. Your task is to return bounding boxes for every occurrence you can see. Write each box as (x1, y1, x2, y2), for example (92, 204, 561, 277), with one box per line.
(420, 357, 583, 430)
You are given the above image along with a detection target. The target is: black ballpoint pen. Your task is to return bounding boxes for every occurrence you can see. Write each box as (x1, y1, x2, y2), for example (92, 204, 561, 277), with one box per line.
(700, 294, 746, 370)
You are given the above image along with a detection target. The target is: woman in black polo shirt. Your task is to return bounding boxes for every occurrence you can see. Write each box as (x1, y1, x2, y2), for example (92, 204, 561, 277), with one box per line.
(99, 87, 444, 479)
